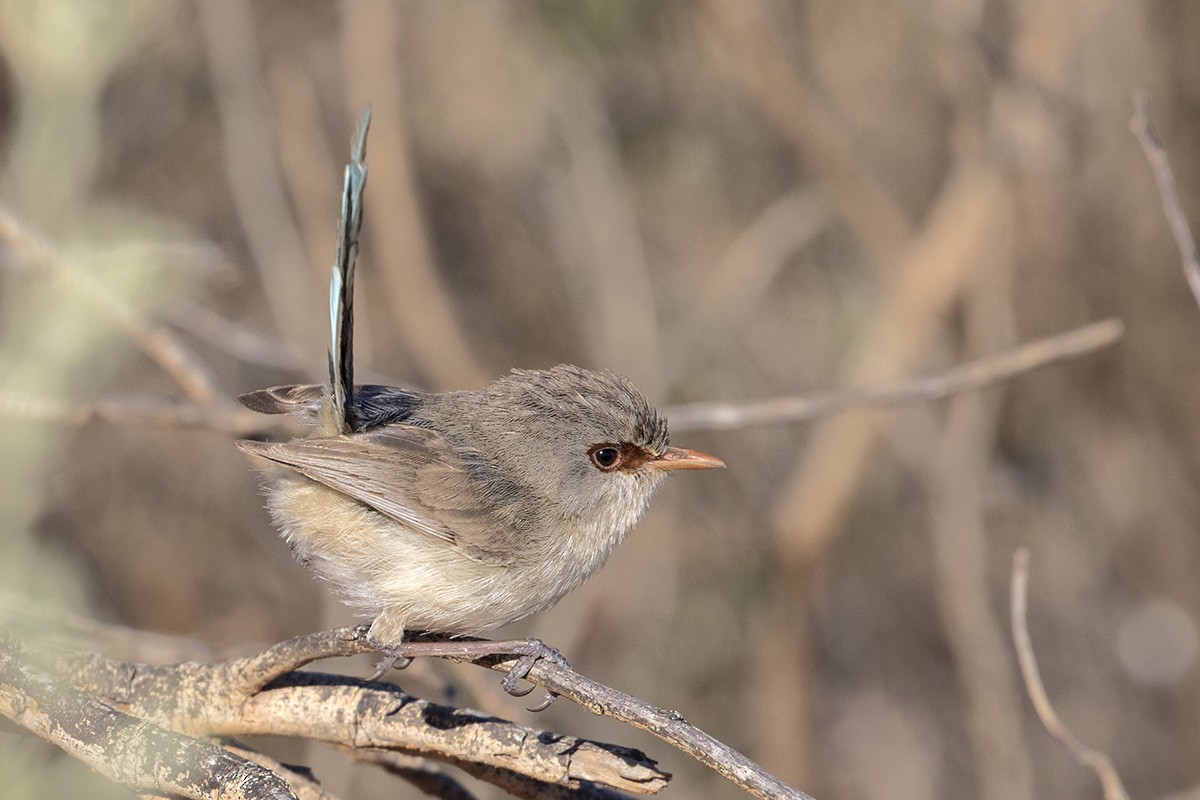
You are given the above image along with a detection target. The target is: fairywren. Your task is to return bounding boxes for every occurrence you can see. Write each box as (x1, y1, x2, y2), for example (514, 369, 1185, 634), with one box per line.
(236, 110, 723, 699)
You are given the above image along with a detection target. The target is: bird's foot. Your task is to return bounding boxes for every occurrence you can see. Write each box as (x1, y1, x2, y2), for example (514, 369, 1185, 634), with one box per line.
(365, 653, 413, 682)
(369, 635, 567, 711)
(495, 639, 567, 711)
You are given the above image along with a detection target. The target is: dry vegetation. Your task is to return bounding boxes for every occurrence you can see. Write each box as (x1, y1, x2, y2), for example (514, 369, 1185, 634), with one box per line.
(0, 1, 1198, 798)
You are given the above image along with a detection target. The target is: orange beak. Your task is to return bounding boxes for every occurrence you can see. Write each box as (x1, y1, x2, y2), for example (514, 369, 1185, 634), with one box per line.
(651, 446, 726, 472)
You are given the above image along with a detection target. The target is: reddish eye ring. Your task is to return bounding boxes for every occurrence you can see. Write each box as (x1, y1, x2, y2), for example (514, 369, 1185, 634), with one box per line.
(588, 445, 621, 470)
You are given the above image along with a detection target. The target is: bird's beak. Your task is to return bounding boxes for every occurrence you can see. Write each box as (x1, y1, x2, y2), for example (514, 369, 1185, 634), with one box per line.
(651, 446, 726, 471)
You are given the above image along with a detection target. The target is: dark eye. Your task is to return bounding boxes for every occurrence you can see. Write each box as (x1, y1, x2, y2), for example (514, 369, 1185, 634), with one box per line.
(588, 445, 621, 470)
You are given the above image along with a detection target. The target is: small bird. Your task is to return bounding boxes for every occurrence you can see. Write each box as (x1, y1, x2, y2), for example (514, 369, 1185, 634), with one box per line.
(236, 111, 723, 701)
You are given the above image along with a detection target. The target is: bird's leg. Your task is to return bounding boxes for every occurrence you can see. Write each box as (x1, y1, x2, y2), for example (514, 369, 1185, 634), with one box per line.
(368, 630, 567, 710)
(365, 612, 413, 681)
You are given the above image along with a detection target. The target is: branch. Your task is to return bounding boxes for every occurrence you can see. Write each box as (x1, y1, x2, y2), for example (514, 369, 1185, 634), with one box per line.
(0, 390, 295, 437)
(1009, 549, 1131, 800)
(29, 628, 670, 797)
(1131, 91, 1200, 312)
(191, 626, 813, 800)
(0, 635, 296, 800)
(667, 318, 1123, 432)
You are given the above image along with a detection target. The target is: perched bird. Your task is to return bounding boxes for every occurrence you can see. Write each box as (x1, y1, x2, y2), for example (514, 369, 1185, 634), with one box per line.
(236, 111, 723, 700)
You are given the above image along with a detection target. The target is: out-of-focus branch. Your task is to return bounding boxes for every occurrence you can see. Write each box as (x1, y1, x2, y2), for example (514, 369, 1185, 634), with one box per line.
(339, 0, 489, 389)
(668, 318, 1123, 431)
(197, 0, 324, 356)
(2, 318, 1121, 444)
(702, 0, 910, 267)
(1131, 91, 1200, 312)
(0, 635, 296, 800)
(167, 300, 303, 372)
(1010, 549, 1131, 800)
(0, 390, 295, 437)
(0, 207, 223, 404)
(771, 159, 1002, 571)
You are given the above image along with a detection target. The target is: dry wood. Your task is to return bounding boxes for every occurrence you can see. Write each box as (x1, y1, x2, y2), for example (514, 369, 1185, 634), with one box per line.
(0, 634, 296, 800)
(9, 625, 671, 797)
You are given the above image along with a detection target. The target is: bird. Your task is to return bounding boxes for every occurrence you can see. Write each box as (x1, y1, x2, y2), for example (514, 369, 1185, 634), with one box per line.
(235, 110, 724, 702)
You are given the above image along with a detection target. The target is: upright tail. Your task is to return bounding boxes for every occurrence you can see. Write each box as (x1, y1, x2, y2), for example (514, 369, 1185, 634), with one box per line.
(327, 106, 372, 435)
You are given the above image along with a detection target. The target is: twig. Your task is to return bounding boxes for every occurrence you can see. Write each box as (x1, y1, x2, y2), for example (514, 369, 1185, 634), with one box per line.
(0, 636, 296, 800)
(0, 390, 295, 437)
(667, 317, 1123, 431)
(1131, 91, 1200, 312)
(1009, 549, 1131, 800)
(0, 207, 223, 404)
(167, 300, 304, 372)
(769, 160, 1001, 566)
(921, 257, 1032, 800)
(211, 627, 811, 800)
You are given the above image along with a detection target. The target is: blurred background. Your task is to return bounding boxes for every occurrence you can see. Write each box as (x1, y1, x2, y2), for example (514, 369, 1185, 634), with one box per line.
(0, 1, 1197, 798)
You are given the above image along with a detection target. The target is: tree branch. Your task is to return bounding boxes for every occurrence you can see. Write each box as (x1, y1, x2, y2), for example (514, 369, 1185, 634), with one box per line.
(0, 634, 297, 800)
(162, 625, 813, 800)
(667, 318, 1123, 432)
(19, 627, 670, 797)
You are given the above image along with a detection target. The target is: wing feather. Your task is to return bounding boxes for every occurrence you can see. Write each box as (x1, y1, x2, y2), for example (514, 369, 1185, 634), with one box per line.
(237, 426, 520, 564)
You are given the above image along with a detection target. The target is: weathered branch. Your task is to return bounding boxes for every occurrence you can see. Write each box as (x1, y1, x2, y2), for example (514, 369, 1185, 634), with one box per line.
(19, 627, 669, 797)
(171, 626, 813, 800)
(0, 635, 296, 800)
(1010, 549, 1131, 800)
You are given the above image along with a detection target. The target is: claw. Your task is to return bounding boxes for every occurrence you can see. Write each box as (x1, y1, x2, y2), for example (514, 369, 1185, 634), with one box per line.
(366, 653, 412, 682)
(500, 653, 538, 695)
(526, 691, 557, 713)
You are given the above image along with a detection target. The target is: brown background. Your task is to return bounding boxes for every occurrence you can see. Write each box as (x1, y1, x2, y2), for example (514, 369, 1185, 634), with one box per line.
(1, 1, 1198, 799)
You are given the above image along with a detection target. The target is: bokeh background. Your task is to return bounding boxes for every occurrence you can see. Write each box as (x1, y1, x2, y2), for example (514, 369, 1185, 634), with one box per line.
(1, 1, 1198, 798)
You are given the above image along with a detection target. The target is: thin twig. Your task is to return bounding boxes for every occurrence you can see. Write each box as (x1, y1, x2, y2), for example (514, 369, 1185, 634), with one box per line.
(167, 300, 303, 372)
(667, 318, 1123, 431)
(0, 390, 295, 437)
(1131, 91, 1200, 312)
(1010, 548, 1131, 800)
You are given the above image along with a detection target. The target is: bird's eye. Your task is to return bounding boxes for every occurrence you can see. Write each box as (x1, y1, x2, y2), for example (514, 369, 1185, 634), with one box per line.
(588, 445, 621, 470)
